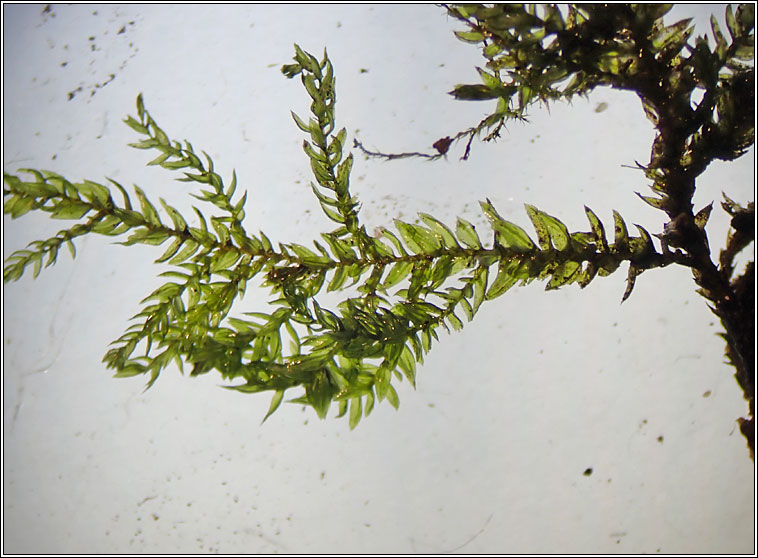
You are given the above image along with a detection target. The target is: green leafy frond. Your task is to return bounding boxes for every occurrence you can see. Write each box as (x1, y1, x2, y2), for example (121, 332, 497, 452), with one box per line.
(0, 42, 716, 430)
(434, 3, 754, 163)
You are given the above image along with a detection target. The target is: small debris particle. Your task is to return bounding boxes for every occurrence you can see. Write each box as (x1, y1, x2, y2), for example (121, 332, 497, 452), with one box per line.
(359, 68, 369, 74)
(583, 467, 593, 476)
(433, 136, 453, 155)
(595, 102, 609, 113)
(657, 435, 664, 443)
(702, 390, 711, 398)
(118, 25, 126, 34)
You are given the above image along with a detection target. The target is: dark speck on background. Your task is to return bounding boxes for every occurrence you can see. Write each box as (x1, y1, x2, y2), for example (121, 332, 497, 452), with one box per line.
(583, 468, 593, 476)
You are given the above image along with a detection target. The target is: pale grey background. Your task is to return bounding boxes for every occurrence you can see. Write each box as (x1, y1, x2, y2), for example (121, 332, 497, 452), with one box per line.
(2, 4, 754, 554)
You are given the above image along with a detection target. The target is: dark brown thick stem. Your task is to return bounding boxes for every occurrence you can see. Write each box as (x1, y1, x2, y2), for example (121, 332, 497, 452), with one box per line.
(632, 25, 755, 459)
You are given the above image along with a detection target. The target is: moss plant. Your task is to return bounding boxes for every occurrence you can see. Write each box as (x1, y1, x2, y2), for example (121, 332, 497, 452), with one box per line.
(4, 5, 754, 458)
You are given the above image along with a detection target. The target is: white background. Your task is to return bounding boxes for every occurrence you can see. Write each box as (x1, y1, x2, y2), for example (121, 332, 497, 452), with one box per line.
(2, 4, 754, 554)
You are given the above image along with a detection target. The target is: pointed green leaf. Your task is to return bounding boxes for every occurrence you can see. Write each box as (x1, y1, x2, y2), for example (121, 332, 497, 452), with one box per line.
(383, 261, 413, 290)
(327, 265, 349, 292)
(135, 93, 146, 121)
(290, 111, 311, 133)
(120, 228, 171, 247)
(210, 247, 241, 273)
(525, 205, 550, 249)
(168, 238, 199, 264)
(710, 14, 728, 58)
(584, 206, 608, 251)
(455, 217, 481, 249)
(155, 237, 184, 263)
(113, 363, 147, 378)
(652, 18, 693, 51)
(472, 266, 488, 315)
(349, 397, 362, 430)
(613, 210, 629, 252)
(397, 344, 416, 388)
(306, 371, 333, 420)
(335, 153, 353, 196)
(622, 264, 643, 302)
(576, 261, 598, 288)
(546, 261, 581, 290)
(395, 220, 441, 254)
(630, 225, 654, 258)
(455, 30, 485, 43)
(161, 158, 192, 170)
(446, 311, 464, 331)
(132, 185, 161, 226)
(419, 213, 459, 248)
(159, 199, 187, 231)
(481, 200, 536, 251)
(262, 390, 285, 423)
(211, 217, 230, 245)
(694, 202, 713, 229)
(725, 5, 739, 40)
(379, 228, 408, 256)
(526, 205, 570, 251)
(107, 178, 132, 210)
(636, 192, 668, 210)
(79, 180, 112, 207)
(51, 200, 91, 220)
(386, 384, 400, 410)
(8, 196, 35, 218)
(289, 243, 330, 266)
(486, 259, 521, 300)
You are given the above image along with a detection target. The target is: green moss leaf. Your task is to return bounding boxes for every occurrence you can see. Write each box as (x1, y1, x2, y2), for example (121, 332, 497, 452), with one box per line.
(480, 200, 536, 252)
(455, 217, 482, 249)
(261, 390, 285, 423)
(546, 261, 581, 290)
(526, 205, 570, 251)
(51, 200, 91, 220)
(395, 220, 441, 254)
(612, 210, 629, 253)
(454, 30, 485, 43)
(419, 213, 459, 248)
(348, 396, 362, 430)
(584, 206, 608, 251)
(486, 259, 521, 300)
